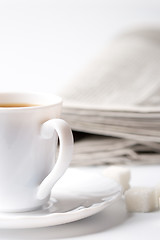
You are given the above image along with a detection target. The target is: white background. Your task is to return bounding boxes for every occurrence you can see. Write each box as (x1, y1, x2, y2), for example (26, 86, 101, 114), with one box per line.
(0, 0, 160, 93)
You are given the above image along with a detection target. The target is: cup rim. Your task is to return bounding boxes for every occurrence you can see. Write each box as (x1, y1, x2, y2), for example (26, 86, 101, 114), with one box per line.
(0, 91, 62, 111)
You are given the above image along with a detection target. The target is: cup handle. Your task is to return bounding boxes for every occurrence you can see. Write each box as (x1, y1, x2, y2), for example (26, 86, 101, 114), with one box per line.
(36, 119, 73, 200)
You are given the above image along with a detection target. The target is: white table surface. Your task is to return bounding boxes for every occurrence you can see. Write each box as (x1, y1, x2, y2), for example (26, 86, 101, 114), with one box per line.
(0, 165, 160, 240)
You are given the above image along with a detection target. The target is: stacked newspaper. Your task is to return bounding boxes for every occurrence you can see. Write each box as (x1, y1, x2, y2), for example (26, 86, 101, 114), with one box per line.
(58, 28, 160, 166)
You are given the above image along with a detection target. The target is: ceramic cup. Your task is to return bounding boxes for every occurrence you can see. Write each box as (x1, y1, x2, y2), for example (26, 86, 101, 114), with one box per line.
(0, 92, 73, 212)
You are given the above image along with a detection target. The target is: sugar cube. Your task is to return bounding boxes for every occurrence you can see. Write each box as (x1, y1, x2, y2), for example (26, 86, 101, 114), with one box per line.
(154, 183, 160, 207)
(125, 187, 158, 212)
(102, 166, 130, 191)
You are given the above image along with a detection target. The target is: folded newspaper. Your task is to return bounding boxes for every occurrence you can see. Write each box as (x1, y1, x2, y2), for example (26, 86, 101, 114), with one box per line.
(58, 27, 160, 166)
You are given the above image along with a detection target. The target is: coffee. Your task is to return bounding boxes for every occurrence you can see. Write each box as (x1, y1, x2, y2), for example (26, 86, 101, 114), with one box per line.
(0, 103, 40, 108)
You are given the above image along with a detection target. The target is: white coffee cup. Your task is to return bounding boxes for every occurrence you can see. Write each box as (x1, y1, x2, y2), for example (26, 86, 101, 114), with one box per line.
(0, 92, 73, 212)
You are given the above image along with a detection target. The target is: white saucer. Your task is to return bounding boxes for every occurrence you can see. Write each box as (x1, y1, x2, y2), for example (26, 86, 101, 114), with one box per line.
(0, 167, 122, 229)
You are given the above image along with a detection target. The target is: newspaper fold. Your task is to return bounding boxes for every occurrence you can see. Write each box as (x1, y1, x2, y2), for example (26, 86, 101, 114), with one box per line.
(58, 28, 160, 165)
